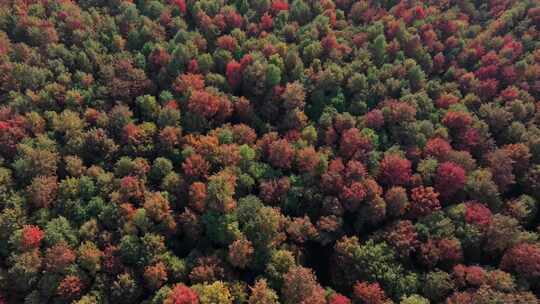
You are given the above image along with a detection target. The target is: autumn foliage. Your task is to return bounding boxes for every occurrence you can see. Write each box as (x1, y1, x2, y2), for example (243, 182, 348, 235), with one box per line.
(0, 0, 538, 303)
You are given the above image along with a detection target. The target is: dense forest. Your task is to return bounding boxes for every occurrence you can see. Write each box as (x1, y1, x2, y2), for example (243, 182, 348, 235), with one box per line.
(0, 0, 539, 303)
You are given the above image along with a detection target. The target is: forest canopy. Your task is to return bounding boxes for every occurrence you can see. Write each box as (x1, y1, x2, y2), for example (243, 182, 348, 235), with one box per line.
(0, 0, 540, 303)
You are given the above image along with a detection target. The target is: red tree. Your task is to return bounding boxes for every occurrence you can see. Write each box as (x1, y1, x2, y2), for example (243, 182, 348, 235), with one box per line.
(384, 220, 419, 258)
(165, 284, 199, 304)
(435, 162, 466, 199)
(171, 0, 187, 15)
(438, 238, 463, 264)
(500, 243, 540, 280)
(268, 139, 294, 169)
(321, 158, 345, 194)
(378, 154, 412, 186)
(340, 182, 366, 211)
(260, 13, 273, 30)
(296, 146, 319, 173)
(452, 264, 487, 288)
(20, 225, 44, 250)
(271, 0, 289, 12)
(424, 137, 452, 161)
(217, 35, 238, 52)
(231, 124, 257, 145)
(409, 186, 441, 218)
(259, 177, 290, 205)
(353, 281, 389, 304)
(0, 120, 26, 158)
(189, 182, 207, 213)
(57, 275, 83, 300)
(173, 73, 205, 93)
(224, 10, 243, 29)
(364, 110, 385, 129)
(182, 154, 210, 180)
(464, 202, 492, 228)
(119, 175, 145, 202)
(226, 60, 242, 89)
(329, 293, 351, 304)
(339, 128, 371, 160)
(188, 90, 220, 119)
(345, 160, 367, 181)
(442, 111, 473, 130)
(436, 94, 459, 109)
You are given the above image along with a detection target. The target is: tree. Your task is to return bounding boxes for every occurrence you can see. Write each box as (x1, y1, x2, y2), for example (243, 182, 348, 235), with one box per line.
(500, 243, 540, 281)
(44, 242, 76, 273)
(206, 170, 237, 213)
(248, 279, 279, 304)
(0, 1, 538, 303)
(165, 284, 199, 304)
(422, 271, 455, 302)
(144, 262, 168, 290)
(340, 182, 367, 211)
(464, 202, 492, 228)
(188, 90, 220, 120)
(0, 119, 26, 159)
(424, 137, 452, 161)
(238, 200, 286, 251)
(226, 60, 242, 89)
(282, 82, 306, 110)
(78, 241, 103, 275)
(442, 111, 473, 131)
(265, 249, 296, 288)
(228, 238, 254, 268)
(332, 237, 418, 298)
(385, 186, 409, 218)
(13, 144, 59, 183)
(266, 64, 281, 87)
(484, 215, 521, 256)
(57, 275, 84, 301)
(19, 225, 44, 251)
(435, 162, 466, 199)
(193, 281, 233, 304)
(329, 293, 351, 304)
(272, 1, 289, 12)
(378, 154, 412, 186)
(353, 281, 390, 304)
(409, 186, 440, 218)
(406, 59, 426, 91)
(339, 128, 372, 160)
(189, 182, 207, 212)
(487, 149, 515, 193)
(296, 146, 320, 173)
(182, 154, 210, 181)
(173, 73, 205, 93)
(451, 264, 487, 288)
(8, 250, 42, 292)
(282, 266, 325, 304)
(111, 272, 141, 303)
(82, 128, 119, 163)
(143, 192, 176, 232)
(371, 34, 387, 65)
(465, 169, 501, 210)
(290, 0, 311, 24)
(399, 295, 429, 304)
(383, 220, 419, 258)
(268, 139, 294, 169)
